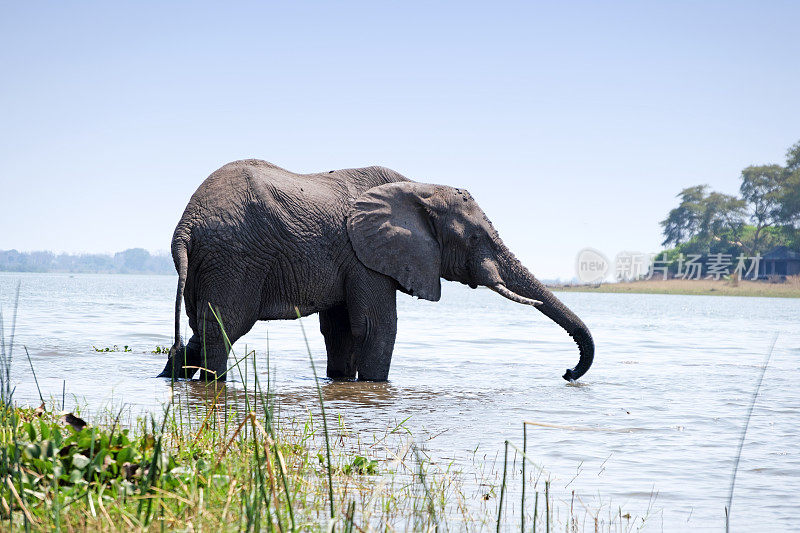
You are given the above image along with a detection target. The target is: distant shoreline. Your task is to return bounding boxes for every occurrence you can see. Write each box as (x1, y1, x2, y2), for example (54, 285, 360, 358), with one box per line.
(549, 278, 800, 298)
(0, 248, 174, 275)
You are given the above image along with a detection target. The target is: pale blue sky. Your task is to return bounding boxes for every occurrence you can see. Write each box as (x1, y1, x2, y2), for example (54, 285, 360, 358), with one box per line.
(1, 1, 798, 279)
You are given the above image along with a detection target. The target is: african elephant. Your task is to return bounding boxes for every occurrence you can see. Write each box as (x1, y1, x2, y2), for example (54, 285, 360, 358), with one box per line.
(158, 160, 594, 382)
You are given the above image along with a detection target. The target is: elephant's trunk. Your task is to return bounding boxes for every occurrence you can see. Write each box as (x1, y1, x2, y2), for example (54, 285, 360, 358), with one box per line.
(495, 246, 594, 381)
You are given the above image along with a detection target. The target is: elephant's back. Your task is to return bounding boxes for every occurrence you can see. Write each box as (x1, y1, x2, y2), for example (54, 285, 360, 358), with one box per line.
(180, 159, 323, 228)
(234, 160, 411, 208)
(185, 159, 410, 224)
(190, 159, 294, 210)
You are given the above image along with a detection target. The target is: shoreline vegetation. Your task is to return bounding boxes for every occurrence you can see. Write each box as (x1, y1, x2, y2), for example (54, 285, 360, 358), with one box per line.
(0, 397, 642, 531)
(550, 277, 800, 298)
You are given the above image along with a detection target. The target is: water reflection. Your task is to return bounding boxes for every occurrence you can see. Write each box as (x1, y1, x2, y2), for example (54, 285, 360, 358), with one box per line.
(318, 381, 419, 407)
(164, 373, 465, 413)
(168, 379, 233, 407)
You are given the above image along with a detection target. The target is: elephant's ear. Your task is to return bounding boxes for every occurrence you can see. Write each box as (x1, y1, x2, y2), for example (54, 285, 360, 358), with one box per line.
(347, 182, 442, 301)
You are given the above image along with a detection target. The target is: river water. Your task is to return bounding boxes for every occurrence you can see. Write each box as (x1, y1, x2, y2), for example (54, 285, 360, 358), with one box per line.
(1, 272, 798, 531)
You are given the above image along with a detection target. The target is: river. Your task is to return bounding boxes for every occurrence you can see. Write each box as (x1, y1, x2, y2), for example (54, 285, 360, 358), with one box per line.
(1, 272, 798, 531)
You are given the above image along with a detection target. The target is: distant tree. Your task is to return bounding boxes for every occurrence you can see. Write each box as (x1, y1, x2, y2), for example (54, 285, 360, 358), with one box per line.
(739, 164, 786, 254)
(660, 186, 708, 247)
(114, 248, 151, 272)
(786, 139, 800, 172)
(80, 253, 115, 273)
(0, 250, 23, 271)
(780, 173, 800, 225)
(148, 253, 174, 273)
(779, 140, 800, 225)
(660, 185, 745, 249)
(703, 191, 747, 242)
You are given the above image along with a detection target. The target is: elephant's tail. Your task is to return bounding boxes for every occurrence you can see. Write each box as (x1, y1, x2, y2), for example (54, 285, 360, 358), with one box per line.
(171, 236, 189, 351)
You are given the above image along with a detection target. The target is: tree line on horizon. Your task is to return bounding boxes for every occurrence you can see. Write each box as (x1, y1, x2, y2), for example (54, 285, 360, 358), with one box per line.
(657, 139, 800, 273)
(0, 248, 174, 274)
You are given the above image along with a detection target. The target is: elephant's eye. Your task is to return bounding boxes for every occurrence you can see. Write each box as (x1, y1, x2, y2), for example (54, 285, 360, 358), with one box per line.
(468, 234, 479, 245)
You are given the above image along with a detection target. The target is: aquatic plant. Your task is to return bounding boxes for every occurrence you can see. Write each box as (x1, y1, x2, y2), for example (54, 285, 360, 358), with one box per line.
(91, 345, 132, 353)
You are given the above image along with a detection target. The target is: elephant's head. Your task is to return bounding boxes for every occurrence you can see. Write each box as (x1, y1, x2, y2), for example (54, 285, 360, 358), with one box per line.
(347, 181, 594, 381)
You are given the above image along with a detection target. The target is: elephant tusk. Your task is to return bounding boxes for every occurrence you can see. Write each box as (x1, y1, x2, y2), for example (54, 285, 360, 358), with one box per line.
(490, 284, 542, 306)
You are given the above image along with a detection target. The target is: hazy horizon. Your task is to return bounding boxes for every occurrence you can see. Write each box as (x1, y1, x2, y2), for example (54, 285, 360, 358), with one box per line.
(2, 2, 798, 278)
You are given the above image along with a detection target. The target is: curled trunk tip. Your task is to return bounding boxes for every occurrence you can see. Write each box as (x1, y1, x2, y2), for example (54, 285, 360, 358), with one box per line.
(561, 327, 594, 382)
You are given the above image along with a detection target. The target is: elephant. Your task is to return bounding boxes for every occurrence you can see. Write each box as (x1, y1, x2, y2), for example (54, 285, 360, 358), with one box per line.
(157, 159, 594, 382)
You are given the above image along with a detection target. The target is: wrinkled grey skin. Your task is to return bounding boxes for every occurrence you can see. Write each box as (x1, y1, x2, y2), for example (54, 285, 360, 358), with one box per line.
(158, 160, 594, 382)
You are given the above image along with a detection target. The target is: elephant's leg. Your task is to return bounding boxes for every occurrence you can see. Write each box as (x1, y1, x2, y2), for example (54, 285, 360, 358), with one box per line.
(194, 302, 257, 382)
(346, 273, 398, 381)
(157, 336, 203, 379)
(319, 304, 357, 380)
(187, 265, 264, 381)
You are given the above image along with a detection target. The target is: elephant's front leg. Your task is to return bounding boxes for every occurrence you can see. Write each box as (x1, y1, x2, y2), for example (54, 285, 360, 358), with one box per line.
(346, 274, 398, 381)
(319, 304, 357, 380)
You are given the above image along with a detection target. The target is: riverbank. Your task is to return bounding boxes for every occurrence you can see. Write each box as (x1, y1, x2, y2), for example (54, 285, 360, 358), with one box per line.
(550, 277, 800, 298)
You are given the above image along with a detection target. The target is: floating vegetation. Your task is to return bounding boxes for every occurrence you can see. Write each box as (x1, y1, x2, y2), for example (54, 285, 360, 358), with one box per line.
(91, 345, 132, 353)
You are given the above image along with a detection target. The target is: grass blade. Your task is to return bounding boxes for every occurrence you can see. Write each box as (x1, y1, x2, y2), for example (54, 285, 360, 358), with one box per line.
(295, 306, 336, 522)
(725, 332, 778, 531)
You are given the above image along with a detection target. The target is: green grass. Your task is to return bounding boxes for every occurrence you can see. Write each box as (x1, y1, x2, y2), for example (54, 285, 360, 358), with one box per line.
(0, 298, 641, 531)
